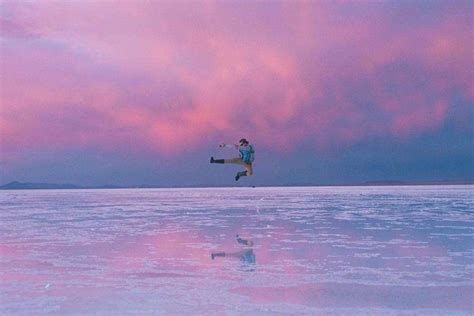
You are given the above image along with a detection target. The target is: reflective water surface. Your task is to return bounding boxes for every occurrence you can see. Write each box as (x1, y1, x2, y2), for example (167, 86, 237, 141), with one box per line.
(1, 186, 473, 315)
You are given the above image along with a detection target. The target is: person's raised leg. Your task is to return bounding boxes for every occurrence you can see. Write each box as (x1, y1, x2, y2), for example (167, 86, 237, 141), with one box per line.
(224, 157, 244, 165)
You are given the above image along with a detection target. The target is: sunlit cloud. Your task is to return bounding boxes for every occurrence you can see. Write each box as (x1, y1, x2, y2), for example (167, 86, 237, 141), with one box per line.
(1, 1, 471, 161)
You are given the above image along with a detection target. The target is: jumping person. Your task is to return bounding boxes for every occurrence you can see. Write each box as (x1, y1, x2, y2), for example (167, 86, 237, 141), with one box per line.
(210, 138, 255, 181)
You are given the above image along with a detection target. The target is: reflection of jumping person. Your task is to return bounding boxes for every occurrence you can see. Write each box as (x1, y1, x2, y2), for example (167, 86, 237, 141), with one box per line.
(210, 138, 255, 181)
(211, 234, 255, 264)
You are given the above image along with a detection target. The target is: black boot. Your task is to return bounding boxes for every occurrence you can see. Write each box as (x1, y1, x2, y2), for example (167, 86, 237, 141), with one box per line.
(210, 157, 225, 164)
(235, 171, 247, 181)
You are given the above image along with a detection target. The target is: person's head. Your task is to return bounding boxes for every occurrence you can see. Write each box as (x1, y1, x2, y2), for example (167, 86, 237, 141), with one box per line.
(239, 138, 249, 146)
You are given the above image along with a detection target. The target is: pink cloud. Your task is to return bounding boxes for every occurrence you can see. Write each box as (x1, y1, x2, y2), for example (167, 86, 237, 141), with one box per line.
(0, 2, 471, 160)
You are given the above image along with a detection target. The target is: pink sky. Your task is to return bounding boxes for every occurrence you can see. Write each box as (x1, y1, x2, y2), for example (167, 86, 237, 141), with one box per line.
(1, 1, 472, 166)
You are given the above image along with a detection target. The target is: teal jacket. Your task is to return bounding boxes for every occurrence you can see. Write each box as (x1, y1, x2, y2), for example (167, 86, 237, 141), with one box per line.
(239, 144, 255, 164)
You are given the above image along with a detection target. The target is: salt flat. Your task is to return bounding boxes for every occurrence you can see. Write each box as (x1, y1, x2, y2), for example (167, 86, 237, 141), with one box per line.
(1, 186, 472, 315)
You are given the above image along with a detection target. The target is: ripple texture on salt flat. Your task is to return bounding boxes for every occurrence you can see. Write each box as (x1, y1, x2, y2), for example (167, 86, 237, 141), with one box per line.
(1, 186, 473, 314)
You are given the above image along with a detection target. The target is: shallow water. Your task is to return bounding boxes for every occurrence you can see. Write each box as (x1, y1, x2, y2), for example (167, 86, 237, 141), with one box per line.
(1, 186, 473, 315)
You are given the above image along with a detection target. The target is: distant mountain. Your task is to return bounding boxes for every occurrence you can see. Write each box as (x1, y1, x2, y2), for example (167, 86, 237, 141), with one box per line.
(0, 181, 148, 190)
(0, 181, 84, 190)
(361, 180, 473, 186)
(92, 184, 125, 189)
(0, 181, 164, 190)
(362, 180, 408, 186)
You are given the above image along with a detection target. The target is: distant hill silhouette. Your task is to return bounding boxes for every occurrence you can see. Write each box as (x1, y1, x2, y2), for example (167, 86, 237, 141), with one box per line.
(362, 180, 407, 186)
(0, 181, 158, 190)
(361, 180, 473, 186)
(0, 181, 83, 190)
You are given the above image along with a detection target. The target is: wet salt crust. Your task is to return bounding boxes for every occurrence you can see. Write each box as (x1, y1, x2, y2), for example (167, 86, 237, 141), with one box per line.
(1, 185, 472, 314)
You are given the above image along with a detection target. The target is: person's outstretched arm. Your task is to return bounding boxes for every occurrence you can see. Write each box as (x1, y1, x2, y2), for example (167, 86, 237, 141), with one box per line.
(219, 143, 238, 149)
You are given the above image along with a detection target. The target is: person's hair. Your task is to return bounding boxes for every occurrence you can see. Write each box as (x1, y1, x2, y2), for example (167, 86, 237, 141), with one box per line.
(239, 138, 248, 145)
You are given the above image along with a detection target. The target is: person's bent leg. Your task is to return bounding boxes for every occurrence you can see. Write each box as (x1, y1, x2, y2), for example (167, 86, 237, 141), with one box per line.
(245, 164, 253, 176)
(235, 163, 252, 181)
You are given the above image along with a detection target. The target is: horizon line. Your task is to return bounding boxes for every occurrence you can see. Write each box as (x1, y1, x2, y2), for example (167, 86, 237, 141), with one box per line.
(1, 180, 473, 190)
